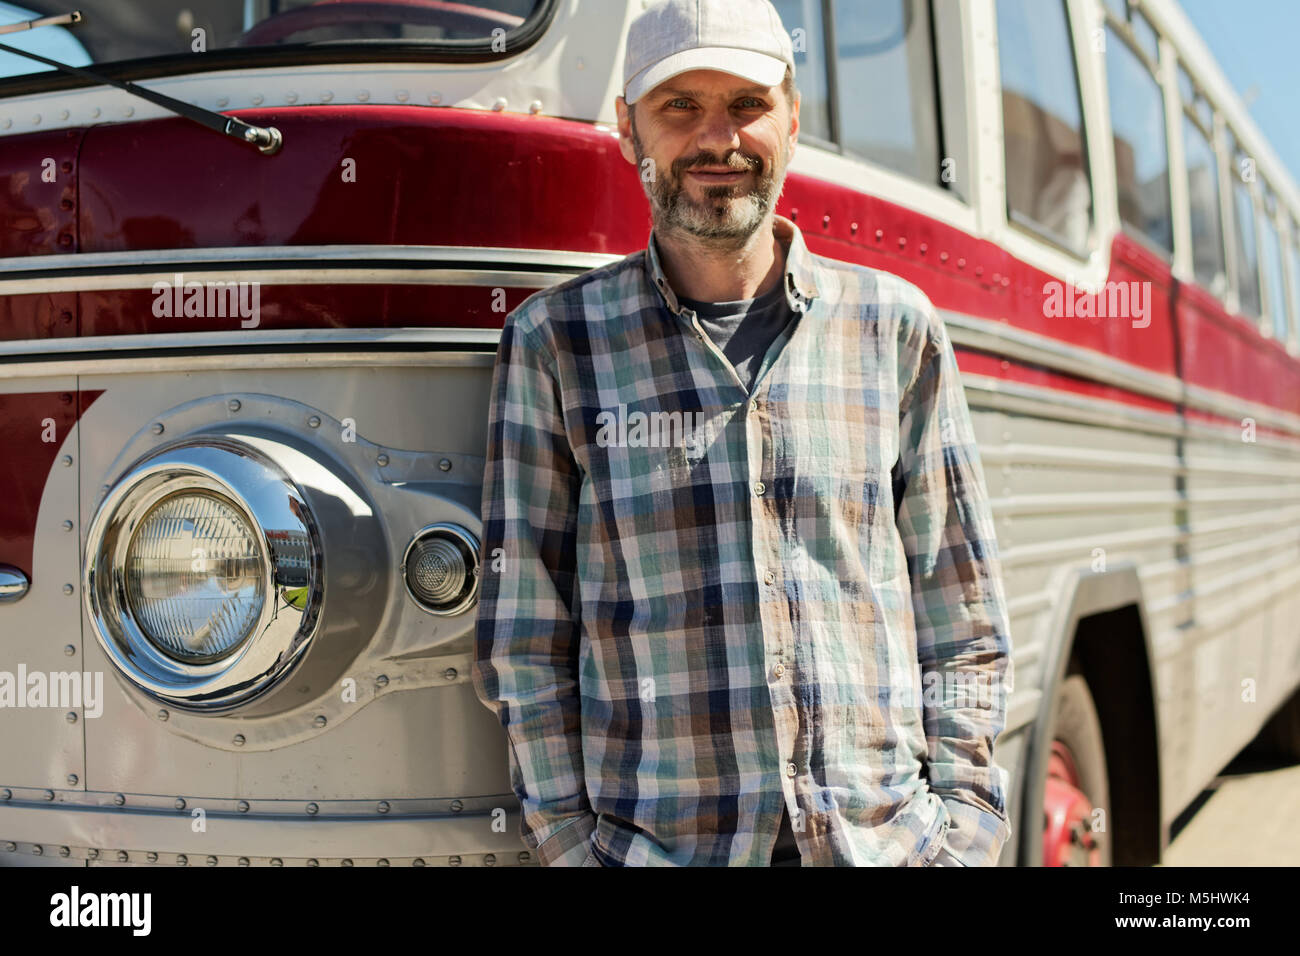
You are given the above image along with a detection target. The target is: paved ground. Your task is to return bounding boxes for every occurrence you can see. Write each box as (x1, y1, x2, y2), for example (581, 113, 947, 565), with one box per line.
(1159, 748, 1300, 866)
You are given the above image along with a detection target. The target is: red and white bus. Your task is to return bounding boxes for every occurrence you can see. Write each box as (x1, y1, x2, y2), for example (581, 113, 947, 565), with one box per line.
(0, 0, 1297, 867)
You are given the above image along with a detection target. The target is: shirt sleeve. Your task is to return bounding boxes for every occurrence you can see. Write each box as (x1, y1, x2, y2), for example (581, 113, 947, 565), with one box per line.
(893, 297, 1015, 868)
(470, 315, 596, 867)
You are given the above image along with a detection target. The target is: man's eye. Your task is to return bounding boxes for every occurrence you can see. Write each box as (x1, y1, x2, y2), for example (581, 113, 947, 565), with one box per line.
(737, 98, 765, 108)
(667, 99, 692, 109)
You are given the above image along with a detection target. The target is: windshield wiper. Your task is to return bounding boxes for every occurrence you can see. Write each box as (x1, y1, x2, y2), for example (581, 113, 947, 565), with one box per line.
(0, 10, 282, 155)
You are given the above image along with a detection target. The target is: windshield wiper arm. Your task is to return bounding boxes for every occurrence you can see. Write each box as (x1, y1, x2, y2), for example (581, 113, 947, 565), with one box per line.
(0, 10, 282, 155)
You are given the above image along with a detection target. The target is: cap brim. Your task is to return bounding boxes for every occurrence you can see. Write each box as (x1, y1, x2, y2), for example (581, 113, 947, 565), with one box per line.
(625, 47, 787, 104)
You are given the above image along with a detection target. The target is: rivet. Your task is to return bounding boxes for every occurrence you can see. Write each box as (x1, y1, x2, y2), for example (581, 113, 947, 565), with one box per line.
(117, 851, 128, 862)
(44, 790, 55, 801)
(228, 399, 241, 412)
(314, 715, 327, 728)
(443, 668, 458, 681)
(375, 675, 389, 688)
(377, 801, 390, 814)
(897, 237, 907, 249)
(822, 214, 830, 228)
(919, 243, 928, 254)
(875, 229, 884, 240)
(341, 858, 354, 866)
(438, 458, 452, 472)
(62, 583, 74, 595)
(59, 846, 70, 857)
(492, 97, 507, 111)
(147, 852, 158, 863)
(413, 858, 426, 867)
(123, 106, 133, 117)
(991, 272, 1001, 283)
(33, 845, 44, 856)
(1, 789, 9, 800)
(59, 109, 68, 120)
(790, 208, 798, 221)
(62, 520, 73, 532)
(307, 858, 319, 866)
(396, 89, 409, 102)
(975, 266, 984, 277)
(65, 711, 77, 723)
(448, 855, 462, 866)
(356, 90, 369, 102)
(206, 855, 218, 866)
(238, 800, 250, 813)
(151, 422, 164, 434)
(88, 848, 99, 859)
(484, 854, 497, 866)
(450, 799, 463, 812)
(850, 222, 859, 234)
(0, 119, 9, 129)
(67, 774, 77, 786)
(377, 858, 390, 866)
(251, 94, 264, 105)
(3, 842, 13, 852)
(529, 100, 542, 114)
(238, 856, 250, 866)
(113, 793, 124, 806)
(957, 258, 966, 269)
(64, 645, 75, 656)
(518, 852, 531, 863)
(377, 454, 389, 467)
(1002, 276, 1011, 288)
(308, 415, 321, 428)
(60, 454, 73, 467)
(306, 802, 319, 815)
(175, 797, 186, 810)
(428, 92, 442, 104)
(89, 108, 99, 119)
(940, 251, 949, 262)
(271, 858, 283, 866)
(216, 97, 229, 108)
(285, 92, 298, 104)
(31, 114, 40, 124)
(232, 734, 245, 746)
(176, 853, 187, 865)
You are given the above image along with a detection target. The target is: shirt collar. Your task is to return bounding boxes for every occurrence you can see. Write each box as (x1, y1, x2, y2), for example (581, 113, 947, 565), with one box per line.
(644, 213, 821, 317)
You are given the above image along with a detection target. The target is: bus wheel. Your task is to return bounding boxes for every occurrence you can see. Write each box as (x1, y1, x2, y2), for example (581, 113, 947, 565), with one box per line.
(1043, 675, 1111, 866)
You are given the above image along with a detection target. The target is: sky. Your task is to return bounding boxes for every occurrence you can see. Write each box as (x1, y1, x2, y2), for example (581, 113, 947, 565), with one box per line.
(1178, 0, 1300, 191)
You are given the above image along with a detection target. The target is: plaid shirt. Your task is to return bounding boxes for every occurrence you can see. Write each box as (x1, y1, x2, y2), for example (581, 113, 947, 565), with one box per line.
(472, 214, 1014, 867)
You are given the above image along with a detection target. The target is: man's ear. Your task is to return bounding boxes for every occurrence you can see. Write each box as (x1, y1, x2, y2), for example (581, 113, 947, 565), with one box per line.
(787, 91, 800, 162)
(615, 96, 638, 165)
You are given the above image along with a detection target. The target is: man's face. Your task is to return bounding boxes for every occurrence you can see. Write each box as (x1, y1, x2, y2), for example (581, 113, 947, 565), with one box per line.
(616, 68, 798, 243)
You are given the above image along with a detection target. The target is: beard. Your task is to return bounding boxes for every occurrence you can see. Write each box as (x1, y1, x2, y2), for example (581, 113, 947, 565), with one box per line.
(629, 110, 787, 244)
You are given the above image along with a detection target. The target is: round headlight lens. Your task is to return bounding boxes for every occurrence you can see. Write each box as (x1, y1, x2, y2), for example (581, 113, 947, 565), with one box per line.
(124, 491, 265, 663)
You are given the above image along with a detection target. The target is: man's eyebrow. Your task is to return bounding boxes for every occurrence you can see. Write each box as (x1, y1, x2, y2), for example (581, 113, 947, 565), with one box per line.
(653, 85, 773, 100)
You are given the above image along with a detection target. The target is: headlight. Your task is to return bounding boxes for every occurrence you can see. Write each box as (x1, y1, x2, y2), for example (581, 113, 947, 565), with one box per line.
(84, 437, 321, 712)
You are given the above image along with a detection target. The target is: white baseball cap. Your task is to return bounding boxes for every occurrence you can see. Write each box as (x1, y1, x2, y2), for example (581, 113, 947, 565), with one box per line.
(622, 0, 795, 105)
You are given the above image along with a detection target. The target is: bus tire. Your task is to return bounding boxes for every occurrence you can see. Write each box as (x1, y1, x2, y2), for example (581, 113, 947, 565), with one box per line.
(1044, 674, 1112, 866)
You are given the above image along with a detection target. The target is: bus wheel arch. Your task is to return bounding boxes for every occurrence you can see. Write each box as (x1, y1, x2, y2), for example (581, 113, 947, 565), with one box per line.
(1019, 565, 1162, 866)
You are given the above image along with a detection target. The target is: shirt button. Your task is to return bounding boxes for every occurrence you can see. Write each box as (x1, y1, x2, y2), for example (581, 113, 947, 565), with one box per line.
(753, 481, 766, 496)
(763, 570, 775, 585)
(750, 399, 759, 411)
(785, 762, 797, 778)
(773, 663, 785, 678)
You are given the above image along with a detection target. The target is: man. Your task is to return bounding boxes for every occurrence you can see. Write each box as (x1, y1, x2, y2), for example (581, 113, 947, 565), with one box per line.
(472, 0, 1014, 867)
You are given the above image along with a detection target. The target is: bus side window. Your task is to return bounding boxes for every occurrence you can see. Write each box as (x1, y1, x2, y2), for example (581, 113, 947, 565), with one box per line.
(769, 0, 832, 142)
(1104, 23, 1173, 255)
(1229, 141, 1262, 318)
(1259, 189, 1290, 340)
(830, 0, 942, 185)
(994, 0, 1092, 254)
(1182, 112, 1226, 295)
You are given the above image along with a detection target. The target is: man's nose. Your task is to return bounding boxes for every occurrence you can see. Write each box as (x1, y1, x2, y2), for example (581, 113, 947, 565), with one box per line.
(695, 109, 742, 154)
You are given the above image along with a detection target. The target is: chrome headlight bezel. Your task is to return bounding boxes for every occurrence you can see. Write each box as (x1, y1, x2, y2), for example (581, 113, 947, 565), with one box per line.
(84, 437, 322, 712)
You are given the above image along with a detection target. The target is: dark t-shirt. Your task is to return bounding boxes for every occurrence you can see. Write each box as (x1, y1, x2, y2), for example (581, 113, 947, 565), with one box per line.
(677, 280, 797, 394)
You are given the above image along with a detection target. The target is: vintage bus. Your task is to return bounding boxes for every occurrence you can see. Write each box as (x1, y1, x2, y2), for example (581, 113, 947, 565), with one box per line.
(0, 0, 1297, 867)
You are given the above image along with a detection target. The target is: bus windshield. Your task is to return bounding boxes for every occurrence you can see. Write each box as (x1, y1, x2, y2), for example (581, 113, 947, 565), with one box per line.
(0, 0, 546, 81)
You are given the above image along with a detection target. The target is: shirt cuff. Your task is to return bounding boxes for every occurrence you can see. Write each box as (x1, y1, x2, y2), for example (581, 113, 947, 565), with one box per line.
(534, 812, 598, 866)
(935, 795, 1012, 867)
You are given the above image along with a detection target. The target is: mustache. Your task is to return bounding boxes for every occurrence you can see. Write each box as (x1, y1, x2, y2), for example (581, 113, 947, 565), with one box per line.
(672, 151, 764, 177)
